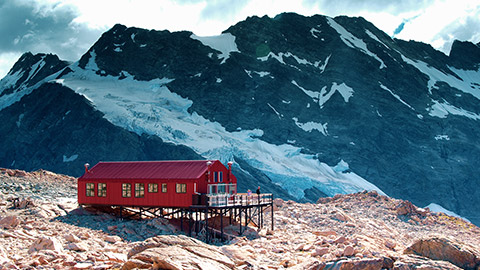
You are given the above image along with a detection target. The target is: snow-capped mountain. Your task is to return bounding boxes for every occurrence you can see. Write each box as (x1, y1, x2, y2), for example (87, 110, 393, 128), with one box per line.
(1, 13, 479, 224)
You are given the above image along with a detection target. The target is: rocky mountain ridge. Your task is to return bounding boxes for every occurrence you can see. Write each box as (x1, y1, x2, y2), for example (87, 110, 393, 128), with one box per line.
(0, 12, 479, 224)
(1, 168, 480, 269)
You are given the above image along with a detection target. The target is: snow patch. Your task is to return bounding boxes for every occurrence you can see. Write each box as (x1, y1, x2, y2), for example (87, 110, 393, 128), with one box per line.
(16, 113, 24, 127)
(379, 82, 414, 110)
(0, 69, 24, 94)
(292, 80, 354, 108)
(333, 160, 349, 173)
(434, 135, 450, 141)
(267, 103, 283, 118)
(401, 55, 480, 100)
(257, 51, 326, 72)
(365, 30, 389, 48)
(26, 57, 46, 82)
(292, 117, 328, 136)
(83, 50, 100, 71)
(427, 99, 480, 120)
(326, 17, 386, 69)
(63, 154, 78, 163)
(310, 28, 321, 38)
(190, 33, 240, 64)
(318, 54, 331, 73)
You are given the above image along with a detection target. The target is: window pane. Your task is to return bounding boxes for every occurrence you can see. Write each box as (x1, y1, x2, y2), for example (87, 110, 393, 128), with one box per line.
(135, 183, 145, 198)
(86, 183, 95, 197)
(219, 171, 223, 182)
(122, 183, 131, 197)
(98, 183, 107, 197)
(162, 183, 167, 193)
(176, 183, 186, 193)
(148, 183, 158, 193)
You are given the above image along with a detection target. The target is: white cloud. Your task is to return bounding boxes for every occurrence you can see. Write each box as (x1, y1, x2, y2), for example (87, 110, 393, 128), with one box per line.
(0, 52, 23, 77)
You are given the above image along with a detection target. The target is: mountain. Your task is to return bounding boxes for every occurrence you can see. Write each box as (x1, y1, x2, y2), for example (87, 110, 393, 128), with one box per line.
(0, 13, 479, 224)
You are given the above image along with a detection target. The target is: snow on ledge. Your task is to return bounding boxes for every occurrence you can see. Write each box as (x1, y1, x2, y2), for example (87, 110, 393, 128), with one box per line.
(425, 203, 471, 223)
(190, 33, 240, 64)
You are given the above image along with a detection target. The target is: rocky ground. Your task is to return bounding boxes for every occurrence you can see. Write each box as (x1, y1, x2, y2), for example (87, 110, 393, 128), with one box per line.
(0, 168, 479, 269)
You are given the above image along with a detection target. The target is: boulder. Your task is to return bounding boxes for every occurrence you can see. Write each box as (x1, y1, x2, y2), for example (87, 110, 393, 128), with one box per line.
(273, 198, 284, 208)
(343, 246, 355, 257)
(395, 254, 462, 269)
(404, 237, 479, 269)
(0, 215, 20, 229)
(28, 236, 63, 254)
(220, 245, 254, 264)
(14, 197, 35, 209)
(64, 234, 81, 243)
(65, 242, 88, 251)
(395, 201, 417, 216)
(105, 235, 122, 243)
(313, 230, 337, 237)
(124, 235, 235, 269)
(314, 247, 329, 257)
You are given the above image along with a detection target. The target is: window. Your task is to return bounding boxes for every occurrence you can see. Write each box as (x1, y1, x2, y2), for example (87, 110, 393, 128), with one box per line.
(122, 183, 131, 197)
(86, 183, 95, 197)
(135, 183, 145, 198)
(162, 183, 167, 193)
(148, 183, 158, 193)
(98, 183, 107, 197)
(214, 171, 223, 183)
(176, 183, 187, 193)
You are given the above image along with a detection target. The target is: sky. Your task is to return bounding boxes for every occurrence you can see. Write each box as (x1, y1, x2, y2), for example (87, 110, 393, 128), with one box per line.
(0, 0, 479, 78)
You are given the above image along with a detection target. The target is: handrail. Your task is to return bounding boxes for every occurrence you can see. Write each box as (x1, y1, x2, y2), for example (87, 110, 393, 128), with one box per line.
(207, 193, 273, 207)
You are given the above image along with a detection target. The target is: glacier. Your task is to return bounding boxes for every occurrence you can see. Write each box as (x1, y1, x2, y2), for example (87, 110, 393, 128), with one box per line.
(53, 53, 386, 199)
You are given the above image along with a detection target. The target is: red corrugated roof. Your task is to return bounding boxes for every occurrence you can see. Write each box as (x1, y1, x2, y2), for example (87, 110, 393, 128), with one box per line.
(80, 160, 216, 180)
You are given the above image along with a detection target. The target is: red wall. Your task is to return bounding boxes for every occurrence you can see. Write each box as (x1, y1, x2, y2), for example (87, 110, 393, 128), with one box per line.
(78, 179, 195, 208)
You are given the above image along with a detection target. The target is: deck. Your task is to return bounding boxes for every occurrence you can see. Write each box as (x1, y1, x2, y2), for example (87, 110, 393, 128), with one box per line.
(205, 193, 273, 207)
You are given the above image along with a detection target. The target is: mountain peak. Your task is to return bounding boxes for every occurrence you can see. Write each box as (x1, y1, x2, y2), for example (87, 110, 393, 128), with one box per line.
(449, 39, 480, 69)
(0, 52, 68, 97)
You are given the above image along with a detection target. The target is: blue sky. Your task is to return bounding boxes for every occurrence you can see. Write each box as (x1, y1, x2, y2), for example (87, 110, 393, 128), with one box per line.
(0, 0, 479, 78)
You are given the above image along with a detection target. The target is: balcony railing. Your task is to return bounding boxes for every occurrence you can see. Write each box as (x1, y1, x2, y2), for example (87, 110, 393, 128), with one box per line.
(207, 193, 273, 207)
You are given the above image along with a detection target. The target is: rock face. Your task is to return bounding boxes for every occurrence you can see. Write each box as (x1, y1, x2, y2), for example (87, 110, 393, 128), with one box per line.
(404, 237, 480, 269)
(1, 12, 480, 224)
(124, 235, 235, 270)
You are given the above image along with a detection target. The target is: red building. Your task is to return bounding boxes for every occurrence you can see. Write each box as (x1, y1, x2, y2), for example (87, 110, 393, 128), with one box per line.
(77, 160, 237, 208)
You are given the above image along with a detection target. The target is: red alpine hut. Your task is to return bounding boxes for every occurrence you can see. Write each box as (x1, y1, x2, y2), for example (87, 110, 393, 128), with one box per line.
(78, 160, 237, 208)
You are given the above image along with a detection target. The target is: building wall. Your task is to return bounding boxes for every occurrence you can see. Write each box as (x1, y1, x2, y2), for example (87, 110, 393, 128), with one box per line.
(78, 179, 195, 207)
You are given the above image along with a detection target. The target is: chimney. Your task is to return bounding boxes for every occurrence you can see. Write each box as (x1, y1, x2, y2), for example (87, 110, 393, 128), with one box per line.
(227, 161, 233, 181)
(206, 161, 212, 182)
(84, 163, 90, 173)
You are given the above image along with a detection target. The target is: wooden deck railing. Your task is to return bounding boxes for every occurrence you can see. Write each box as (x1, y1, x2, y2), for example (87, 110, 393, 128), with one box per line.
(207, 193, 273, 207)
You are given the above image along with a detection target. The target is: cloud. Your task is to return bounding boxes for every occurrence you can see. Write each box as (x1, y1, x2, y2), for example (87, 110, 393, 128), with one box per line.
(0, 1, 103, 77)
(432, 14, 480, 54)
(394, 0, 480, 54)
(302, 0, 435, 15)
